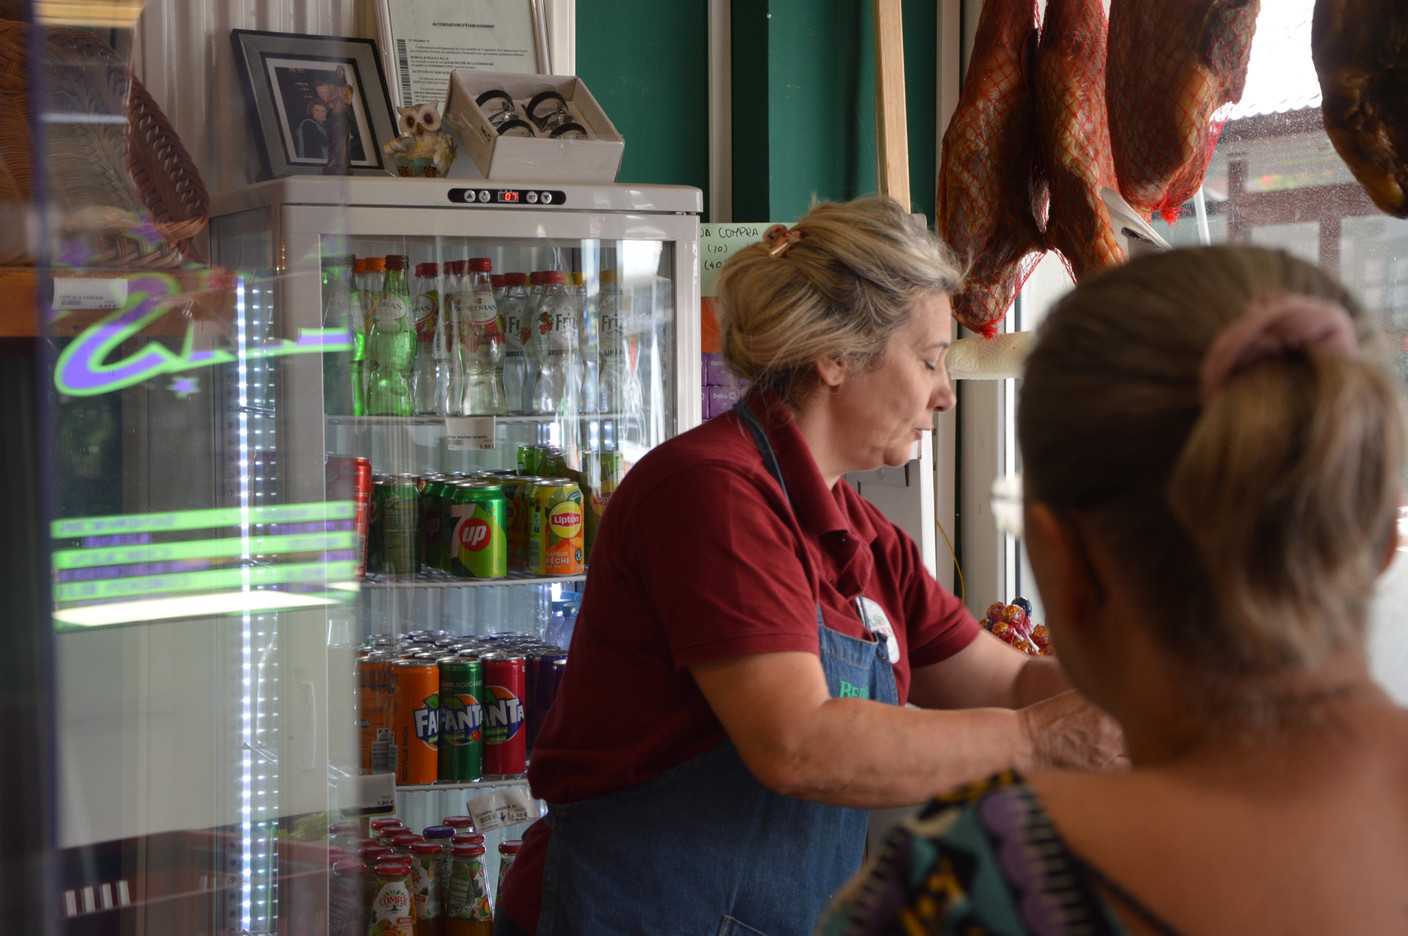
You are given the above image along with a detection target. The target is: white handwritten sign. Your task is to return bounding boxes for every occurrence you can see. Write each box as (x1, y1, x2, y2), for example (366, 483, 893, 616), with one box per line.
(699, 223, 783, 298)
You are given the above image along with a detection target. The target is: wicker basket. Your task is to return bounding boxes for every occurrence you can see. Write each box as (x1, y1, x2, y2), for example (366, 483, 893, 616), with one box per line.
(0, 21, 209, 267)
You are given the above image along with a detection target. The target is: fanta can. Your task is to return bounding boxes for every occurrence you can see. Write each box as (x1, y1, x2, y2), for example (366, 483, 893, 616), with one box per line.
(393, 659, 439, 785)
(480, 652, 527, 777)
(438, 656, 483, 782)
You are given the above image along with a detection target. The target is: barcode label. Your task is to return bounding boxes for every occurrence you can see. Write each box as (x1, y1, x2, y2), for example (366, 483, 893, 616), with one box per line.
(396, 39, 412, 105)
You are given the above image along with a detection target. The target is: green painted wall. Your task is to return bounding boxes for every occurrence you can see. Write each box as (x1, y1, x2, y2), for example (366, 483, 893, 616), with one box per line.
(577, 1, 937, 226)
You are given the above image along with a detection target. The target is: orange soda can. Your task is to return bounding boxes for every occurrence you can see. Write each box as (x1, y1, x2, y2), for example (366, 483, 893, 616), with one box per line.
(528, 478, 584, 575)
(393, 659, 440, 784)
(358, 651, 397, 773)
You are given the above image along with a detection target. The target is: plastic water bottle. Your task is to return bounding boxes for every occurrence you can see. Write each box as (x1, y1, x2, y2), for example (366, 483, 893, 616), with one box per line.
(365, 254, 415, 416)
(569, 272, 598, 414)
(596, 269, 631, 415)
(461, 258, 506, 415)
(434, 260, 465, 416)
(320, 254, 359, 416)
(499, 272, 532, 414)
(531, 270, 578, 415)
(411, 261, 440, 415)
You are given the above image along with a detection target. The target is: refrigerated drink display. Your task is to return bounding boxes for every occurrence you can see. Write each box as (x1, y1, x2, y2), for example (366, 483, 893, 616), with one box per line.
(530, 271, 578, 416)
(367, 255, 416, 416)
(499, 272, 532, 414)
(413, 262, 442, 415)
(462, 258, 507, 415)
(596, 269, 632, 415)
(436, 260, 467, 416)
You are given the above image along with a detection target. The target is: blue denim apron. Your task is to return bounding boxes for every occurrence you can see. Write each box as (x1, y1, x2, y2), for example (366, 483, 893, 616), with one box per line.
(534, 401, 899, 935)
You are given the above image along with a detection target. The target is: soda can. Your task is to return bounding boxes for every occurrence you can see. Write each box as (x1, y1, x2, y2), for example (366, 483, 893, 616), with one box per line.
(418, 473, 448, 571)
(528, 478, 585, 576)
(374, 474, 420, 577)
(516, 443, 545, 475)
(438, 656, 484, 782)
(480, 652, 527, 777)
(581, 450, 623, 562)
(500, 475, 537, 570)
(326, 455, 372, 578)
(526, 649, 567, 755)
(448, 480, 508, 579)
(357, 650, 398, 774)
(392, 659, 440, 784)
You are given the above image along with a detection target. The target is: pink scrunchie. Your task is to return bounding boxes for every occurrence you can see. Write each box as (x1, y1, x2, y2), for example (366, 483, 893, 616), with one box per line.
(1199, 293, 1361, 404)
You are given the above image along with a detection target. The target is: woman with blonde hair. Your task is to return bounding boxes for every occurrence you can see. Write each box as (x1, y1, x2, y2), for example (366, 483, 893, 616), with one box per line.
(495, 195, 1122, 936)
(820, 244, 1408, 935)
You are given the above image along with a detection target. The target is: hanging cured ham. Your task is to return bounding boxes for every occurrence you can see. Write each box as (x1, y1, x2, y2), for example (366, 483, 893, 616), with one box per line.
(1033, 0, 1125, 281)
(1106, 0, 1260, 223)
(1312, 0, 1408, 217)
(937, 0, 1045, 339)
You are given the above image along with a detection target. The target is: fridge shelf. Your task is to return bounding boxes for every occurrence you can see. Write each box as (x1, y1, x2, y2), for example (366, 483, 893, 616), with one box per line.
(326, 413, 632, 427)
(393, 776, 529, 793)
(364, 572, 587, 588)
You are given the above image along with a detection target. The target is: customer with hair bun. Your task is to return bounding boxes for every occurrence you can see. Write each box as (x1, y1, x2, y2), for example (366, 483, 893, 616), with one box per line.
(496, 195, 1123, 936)
(819, 244, 1408, 936)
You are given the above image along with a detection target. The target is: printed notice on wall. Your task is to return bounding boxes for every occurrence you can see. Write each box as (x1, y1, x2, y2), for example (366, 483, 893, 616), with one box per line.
(378, 0, 547, 109)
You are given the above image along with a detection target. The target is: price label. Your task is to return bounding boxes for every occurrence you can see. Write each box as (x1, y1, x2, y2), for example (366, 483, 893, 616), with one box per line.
(52, 277, 127, 310)
(465, 786, 539, 833)
(336, 771, 397, 815)
(445, 416, 496, 451)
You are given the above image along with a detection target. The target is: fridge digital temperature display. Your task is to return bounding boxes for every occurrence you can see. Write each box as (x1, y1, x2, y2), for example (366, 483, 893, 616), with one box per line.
(447, 188, 567, 207)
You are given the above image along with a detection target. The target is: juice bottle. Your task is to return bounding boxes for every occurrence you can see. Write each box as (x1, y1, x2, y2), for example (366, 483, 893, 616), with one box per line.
(443, 843, 493, 936)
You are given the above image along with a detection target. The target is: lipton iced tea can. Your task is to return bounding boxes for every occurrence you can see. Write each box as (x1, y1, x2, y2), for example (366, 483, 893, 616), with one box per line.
(358, 650, 398, 773)
(581, 450, 623, 561)
(393, 659, 439, 784)
(480, 653, 526, 777)
(438, 657, 483, 782)
(448, 481, 508, 579)
(528, 478, 585, 575)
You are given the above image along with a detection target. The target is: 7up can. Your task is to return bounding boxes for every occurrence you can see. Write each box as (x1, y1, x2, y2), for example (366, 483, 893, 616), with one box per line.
(438, 656, 483, 782)
(529, 478, 585, 575)
(448, 480, 507, 579)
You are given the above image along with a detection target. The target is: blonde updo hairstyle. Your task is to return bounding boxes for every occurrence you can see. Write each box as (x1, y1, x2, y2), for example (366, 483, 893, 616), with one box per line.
(714, 195, 963, 408)
(1020, 245, 1405, 706)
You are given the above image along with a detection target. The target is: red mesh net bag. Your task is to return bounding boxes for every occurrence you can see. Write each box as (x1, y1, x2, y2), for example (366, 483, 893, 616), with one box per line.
(1106, 0, 1261, 224)
(937, 0, 1046, 339)
(1034, 0, 1126, 281)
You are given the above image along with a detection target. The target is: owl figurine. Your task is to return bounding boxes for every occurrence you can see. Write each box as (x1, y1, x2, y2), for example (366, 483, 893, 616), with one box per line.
(384, 102, 457, 177)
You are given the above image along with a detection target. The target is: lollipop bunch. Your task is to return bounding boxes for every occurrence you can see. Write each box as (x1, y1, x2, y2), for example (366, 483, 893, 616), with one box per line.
(982, 597, 1053, 656)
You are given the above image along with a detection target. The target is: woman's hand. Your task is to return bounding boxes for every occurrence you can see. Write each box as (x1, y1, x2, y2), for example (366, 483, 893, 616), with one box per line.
(1017, 689, 1128, 772)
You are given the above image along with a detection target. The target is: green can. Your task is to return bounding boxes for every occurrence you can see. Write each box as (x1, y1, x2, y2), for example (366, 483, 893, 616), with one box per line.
(581, 450, 624, 561)
(438, 655, 483, 782)
(516, 443, 550, 476)
(373, 473, 420, 576)
(501, 475, 540, 571)
(449, 480, 508, 579)
(416, 473, 447, 571)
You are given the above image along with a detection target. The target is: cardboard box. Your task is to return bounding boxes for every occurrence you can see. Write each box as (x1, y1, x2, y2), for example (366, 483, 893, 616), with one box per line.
(444, 71, 624, 183)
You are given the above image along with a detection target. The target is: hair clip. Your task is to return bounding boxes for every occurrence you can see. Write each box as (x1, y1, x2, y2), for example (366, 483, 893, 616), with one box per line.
(763, 223, 805, 258)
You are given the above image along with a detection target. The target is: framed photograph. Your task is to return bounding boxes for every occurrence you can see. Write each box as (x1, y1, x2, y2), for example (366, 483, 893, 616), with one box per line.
(375, 0, 550, 109)
(231, 29, 399, 179)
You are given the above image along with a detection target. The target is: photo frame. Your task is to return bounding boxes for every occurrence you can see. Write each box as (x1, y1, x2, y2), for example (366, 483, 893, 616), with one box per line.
(231, 29, 399, 179)
(375, 0, 550, 109)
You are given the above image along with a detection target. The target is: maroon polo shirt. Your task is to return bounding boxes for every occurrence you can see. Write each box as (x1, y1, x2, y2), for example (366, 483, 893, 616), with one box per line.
(500, 390, 979, 928)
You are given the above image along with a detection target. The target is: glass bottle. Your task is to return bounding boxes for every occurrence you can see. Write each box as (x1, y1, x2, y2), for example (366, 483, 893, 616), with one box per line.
(366, 254, 415, 416)
(319, 254, 359, 416)
(411, 261, 440, 415)
(460, 257, 506, 415)
(443, 843, 493, 935)
(435, 260, 466, 416)
(569, 271, 598, 414)
(498, 271, 531, 414)
(530, 270, 579, 415)
(596, 269, 631, 415)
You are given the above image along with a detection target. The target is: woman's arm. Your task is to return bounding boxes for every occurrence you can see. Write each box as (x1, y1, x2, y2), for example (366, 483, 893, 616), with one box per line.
(690, 644, 1124, 810)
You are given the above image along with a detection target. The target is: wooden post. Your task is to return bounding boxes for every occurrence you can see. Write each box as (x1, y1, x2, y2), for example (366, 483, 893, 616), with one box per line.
(872, 0, 910, 208)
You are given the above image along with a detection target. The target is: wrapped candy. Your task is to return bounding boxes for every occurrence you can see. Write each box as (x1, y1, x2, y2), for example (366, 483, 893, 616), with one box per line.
(1012, 596, 1033, 616)
(985, 602, 1008, 625)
